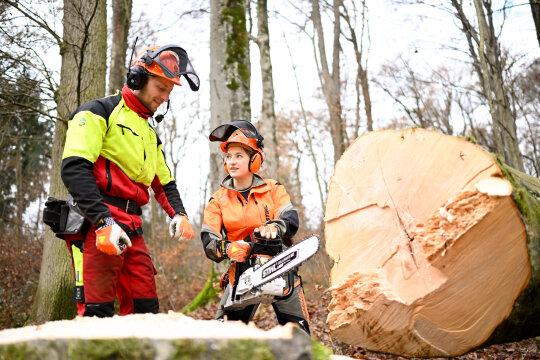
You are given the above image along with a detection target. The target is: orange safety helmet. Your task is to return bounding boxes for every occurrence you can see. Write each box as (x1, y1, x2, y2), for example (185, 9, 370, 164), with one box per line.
(127, 44, 200, 91)
(209, 120, 264, 173)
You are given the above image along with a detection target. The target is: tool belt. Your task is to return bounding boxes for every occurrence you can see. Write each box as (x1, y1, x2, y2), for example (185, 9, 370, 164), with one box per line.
(99, 192, 143, 237)
(100, 192, 142, 215)
(43, 194, 86, 238)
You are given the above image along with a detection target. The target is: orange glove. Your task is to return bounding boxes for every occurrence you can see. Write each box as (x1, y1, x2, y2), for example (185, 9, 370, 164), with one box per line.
(254, 224, 278, 239)
(169, 215, 194, 241)
(95, 217, 132, 255)
(227, 240, 251, 262)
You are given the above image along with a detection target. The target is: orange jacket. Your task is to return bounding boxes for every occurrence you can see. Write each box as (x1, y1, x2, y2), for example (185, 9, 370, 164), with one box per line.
(201, 175, 299, 262)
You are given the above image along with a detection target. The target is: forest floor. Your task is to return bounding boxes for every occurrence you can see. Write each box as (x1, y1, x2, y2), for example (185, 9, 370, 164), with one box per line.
(189, 282, 539, 360)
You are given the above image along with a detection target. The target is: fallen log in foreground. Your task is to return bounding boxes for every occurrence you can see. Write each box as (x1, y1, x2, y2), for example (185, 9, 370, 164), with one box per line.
(324, 128, 539, 357)
(0, 312, 311, 359)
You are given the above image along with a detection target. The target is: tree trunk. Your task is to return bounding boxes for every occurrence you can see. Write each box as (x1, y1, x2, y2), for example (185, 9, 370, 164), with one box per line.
(0, 313, 312, 360)
(530, 0, 540, 48)
(324, 128, 539, 357)
(452, 0, 524, 171)
(191, 0, 252, 310)
(30, 0, 107, 324)
(209, 0, 251, 191)
(341, 1, 373, 134)
(256, 0, 278, 179)
(311, 0, 346, 165)
(15, 137, 23, 237)
(107, 0, 132, 95)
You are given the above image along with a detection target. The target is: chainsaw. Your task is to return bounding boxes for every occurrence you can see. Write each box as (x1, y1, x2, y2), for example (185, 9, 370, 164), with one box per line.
(222, 234, 320, 310)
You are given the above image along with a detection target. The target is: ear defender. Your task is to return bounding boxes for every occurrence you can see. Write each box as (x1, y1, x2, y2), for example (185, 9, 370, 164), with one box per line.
(126, 66, 148, 90)
(248, 152, 262, 173)
(223, 152, 263, 174)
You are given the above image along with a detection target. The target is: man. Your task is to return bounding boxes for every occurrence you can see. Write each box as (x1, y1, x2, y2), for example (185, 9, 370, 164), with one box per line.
(61, 45, 200, 317)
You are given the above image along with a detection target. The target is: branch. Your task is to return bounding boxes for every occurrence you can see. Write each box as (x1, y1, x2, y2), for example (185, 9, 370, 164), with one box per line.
(3, 0, 62, 45)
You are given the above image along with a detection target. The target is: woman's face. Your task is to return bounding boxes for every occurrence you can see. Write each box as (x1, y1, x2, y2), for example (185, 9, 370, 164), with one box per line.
(225, 144, 252, 179)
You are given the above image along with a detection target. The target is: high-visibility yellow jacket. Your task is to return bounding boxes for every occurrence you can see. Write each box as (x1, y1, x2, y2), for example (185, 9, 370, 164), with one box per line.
(61, 87, 186, 228)
(201, 175, 299, 262)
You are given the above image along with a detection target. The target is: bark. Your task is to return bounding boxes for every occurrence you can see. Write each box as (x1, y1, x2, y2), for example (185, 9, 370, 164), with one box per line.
(209, 0, 251, 191)
(341, 1, 372, 134)
(452, 0, 524, 171)
(0, 313, 312, 359)
(15, 138, 23, 237)
(107, 0, 132, 95)
(256, 0, 278, 179)
(30, 0, 107, 324)
(324, 128, 539, 357)
(311, 0, 346, 165)
(195, 0, 252, 310)
(531, 0, 540, 48)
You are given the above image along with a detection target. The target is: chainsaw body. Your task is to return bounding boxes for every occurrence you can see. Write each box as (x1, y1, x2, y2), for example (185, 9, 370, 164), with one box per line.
(223, 235, 319, 310)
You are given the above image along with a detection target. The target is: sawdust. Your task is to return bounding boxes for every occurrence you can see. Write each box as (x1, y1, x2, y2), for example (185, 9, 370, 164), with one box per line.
(0, 311, 295, 345)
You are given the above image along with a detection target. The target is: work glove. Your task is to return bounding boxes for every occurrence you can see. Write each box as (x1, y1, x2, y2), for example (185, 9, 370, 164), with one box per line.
(169, 214, 194, 241)
(227, 240, 251, 262)
(254, 224, 279, 239)
(95, 217, 132, 255)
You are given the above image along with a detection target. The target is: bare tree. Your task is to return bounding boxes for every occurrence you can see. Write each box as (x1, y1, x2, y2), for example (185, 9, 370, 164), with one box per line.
(375, 58, 467, 136)
(451, 0, 524, 171)
(530, 0, 540, 48)
(108, 0, 132, 94)
(183, 0, 252, 312)
(508, 58, 540, 176)
(255, 0, 278, 178)
(28, 0, 107, 324)
(341, 0, 373, 134)
(311, 0, 347, 164)
(209, 0, 251, 191)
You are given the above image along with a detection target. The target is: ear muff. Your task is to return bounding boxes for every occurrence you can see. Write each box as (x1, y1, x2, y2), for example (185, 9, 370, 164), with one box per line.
(126, 66, 148, 90)
(223, 151, 263, 174)
(248, 152, 262, 173)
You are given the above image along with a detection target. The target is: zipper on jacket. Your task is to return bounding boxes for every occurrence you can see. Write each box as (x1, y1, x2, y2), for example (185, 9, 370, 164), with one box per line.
(105, 159, 112, 192)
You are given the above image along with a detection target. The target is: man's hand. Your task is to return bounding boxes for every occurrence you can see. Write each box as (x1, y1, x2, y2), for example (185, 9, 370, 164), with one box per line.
(254, 224, 278, 239)
(169, 215, 194, 241)
(227, 240, 251, 262)
(95, 217, 132, 255)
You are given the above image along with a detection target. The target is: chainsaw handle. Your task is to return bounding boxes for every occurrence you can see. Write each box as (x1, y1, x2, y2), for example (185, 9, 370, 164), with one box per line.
(274, 271, 295, 301)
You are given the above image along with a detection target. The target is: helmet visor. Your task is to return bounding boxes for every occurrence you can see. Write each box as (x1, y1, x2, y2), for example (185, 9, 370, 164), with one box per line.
(146, 45, 200, 91)
(209, 120, 264, 149)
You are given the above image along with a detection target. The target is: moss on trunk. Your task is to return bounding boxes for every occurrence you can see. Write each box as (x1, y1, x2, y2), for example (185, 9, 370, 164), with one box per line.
(486, 155, 540, 344)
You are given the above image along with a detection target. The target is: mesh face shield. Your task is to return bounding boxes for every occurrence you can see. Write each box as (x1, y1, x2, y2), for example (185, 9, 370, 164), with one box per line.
(140, 44, 200, 91)
(209, 120, 265, 152)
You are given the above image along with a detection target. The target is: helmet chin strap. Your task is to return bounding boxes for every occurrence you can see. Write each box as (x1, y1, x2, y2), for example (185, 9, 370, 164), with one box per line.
(154, 100, 170, 123)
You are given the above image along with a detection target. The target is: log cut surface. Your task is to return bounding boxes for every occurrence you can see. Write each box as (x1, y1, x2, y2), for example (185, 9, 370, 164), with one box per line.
(0, 312, 312, 359)
(324, 128, 531, 357)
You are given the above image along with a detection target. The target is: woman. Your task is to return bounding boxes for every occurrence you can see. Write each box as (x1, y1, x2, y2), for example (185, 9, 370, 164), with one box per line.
(201, 120, 310, 334)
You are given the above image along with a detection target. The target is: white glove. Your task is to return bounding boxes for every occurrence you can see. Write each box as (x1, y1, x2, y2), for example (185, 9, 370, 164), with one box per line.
(254, 224, 278, 239)
(169, 215, 194, 241)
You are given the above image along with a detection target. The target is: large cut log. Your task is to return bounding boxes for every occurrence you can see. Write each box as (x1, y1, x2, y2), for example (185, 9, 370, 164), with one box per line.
(0, 312, 312, 359)
(324, 128, 540, 357)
